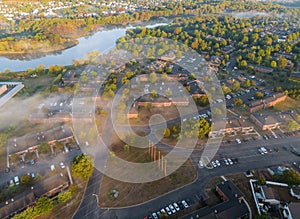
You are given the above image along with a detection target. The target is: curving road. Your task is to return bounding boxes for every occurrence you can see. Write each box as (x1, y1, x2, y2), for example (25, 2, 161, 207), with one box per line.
(73, 134, 300, 219)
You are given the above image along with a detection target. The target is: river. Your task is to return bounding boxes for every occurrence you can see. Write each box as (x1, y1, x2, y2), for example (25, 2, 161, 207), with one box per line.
(0, 22, 168, 72)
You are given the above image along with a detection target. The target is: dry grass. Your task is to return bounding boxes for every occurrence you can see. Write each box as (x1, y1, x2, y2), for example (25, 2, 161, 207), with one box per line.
(274, 97, 300, 111)
(99, 136, 197, 207)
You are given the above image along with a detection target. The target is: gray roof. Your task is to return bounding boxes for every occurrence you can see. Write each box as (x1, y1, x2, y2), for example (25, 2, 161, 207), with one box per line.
(8, 125, 73, 154)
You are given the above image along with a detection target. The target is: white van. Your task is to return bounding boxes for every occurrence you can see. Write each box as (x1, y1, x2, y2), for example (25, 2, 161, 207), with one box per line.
(14, 176, 20, 185)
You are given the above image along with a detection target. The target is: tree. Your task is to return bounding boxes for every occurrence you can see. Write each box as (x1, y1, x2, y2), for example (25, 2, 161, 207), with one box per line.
(240, 60, 247, 69)
(222, 85, 231, 95)
(270, 60, 277, 68)
(149, 72, 157, 83)
(35, 197, 53, 215)
(72, 154, 94, 182)
(255, 92, 264, 99)
(58, 191, 72, 203)
(278, 56, 288, 69)
(21, 174, 32, 186)
(234, 98, 243, 106)
(243, 79, 251, 88)
(150, 90, 157, 98)
(164, 128, 171, 138)
(165, 89, 172, 97)
(39, 142, 51, 154)
(287, 119, 300, 131)
(231, 81, 240, 92)
(273, 169, 300, 186)
(198, 118, 211, 139)
(257, 176, 266, 186)
(54, 141, 64, 151)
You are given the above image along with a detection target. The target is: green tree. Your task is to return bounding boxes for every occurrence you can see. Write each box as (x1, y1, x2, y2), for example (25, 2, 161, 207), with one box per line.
(255, 92, 264, 99)
(54, 141, 64, 151)
(39, 142, 51, 154)
(149, 72, 157, 83)
(164, 128, 171, 138)
(287, 119, 300, 131)
(150, 90, 157, 98)
(222, 85, 231, 95)
(234, 98, 243, 106)
(270, 60, 277, 68)
(240, 60, 247, 69)
(21, 174, 32, 186)
(231, 81, 240, 92)
(257, 176, 266, 186)
(72, 154, 94, 182)
(273, 169, 300, 186)
(58, 191, 72, 203)
(278, 56, 288, 69)
(35, 197, 53, 215)
(243, 79, 251, 88)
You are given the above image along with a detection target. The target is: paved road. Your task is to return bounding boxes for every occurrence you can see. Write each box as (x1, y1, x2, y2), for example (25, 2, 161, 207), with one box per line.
(72, 136, 300, 219)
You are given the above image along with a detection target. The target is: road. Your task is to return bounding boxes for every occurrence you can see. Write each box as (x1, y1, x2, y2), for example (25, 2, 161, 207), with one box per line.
(73, 135, 300, 219)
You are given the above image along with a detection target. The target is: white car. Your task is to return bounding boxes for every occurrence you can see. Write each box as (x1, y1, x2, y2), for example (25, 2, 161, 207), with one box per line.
(236, 139, 241, 144)
(152, 213, 158, 219)
(182, 200, 189, 208)
(215, 160, 221, 166)
(261, 147, 268, 154)
(224, 159, 229, 165)
(227, 158, 233, 165)
(165, 207, 172, 215)
(198, 160, 204, 167)
(169, 204, 176, 213)
(173, 202, 180, 211)
(211, 161, 217, 168)
(50, 164, 55, 171)
(60, 162, 66, 169)
(14, 176, 20, 185)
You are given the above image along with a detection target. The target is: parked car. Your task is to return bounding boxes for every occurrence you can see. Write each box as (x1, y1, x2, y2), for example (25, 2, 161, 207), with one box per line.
(14, 176, 20, 185)
(60, 162, 66, 169)
(182, 200, 189, 208)
(169, 204, 176, 213)
(227, 158, 233, 165)
(165, 207, 172, 215)
(263, 135, 269, 140)
(236, 138, 241, 144)
(198, 160, 204, 167)
(152, 212, 158, 219)
(173, 202, 180, 211)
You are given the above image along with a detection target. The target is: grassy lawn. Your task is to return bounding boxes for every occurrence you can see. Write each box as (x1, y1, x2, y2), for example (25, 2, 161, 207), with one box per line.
(99, 135, 197, 207)
(273, 97, 300, 111)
